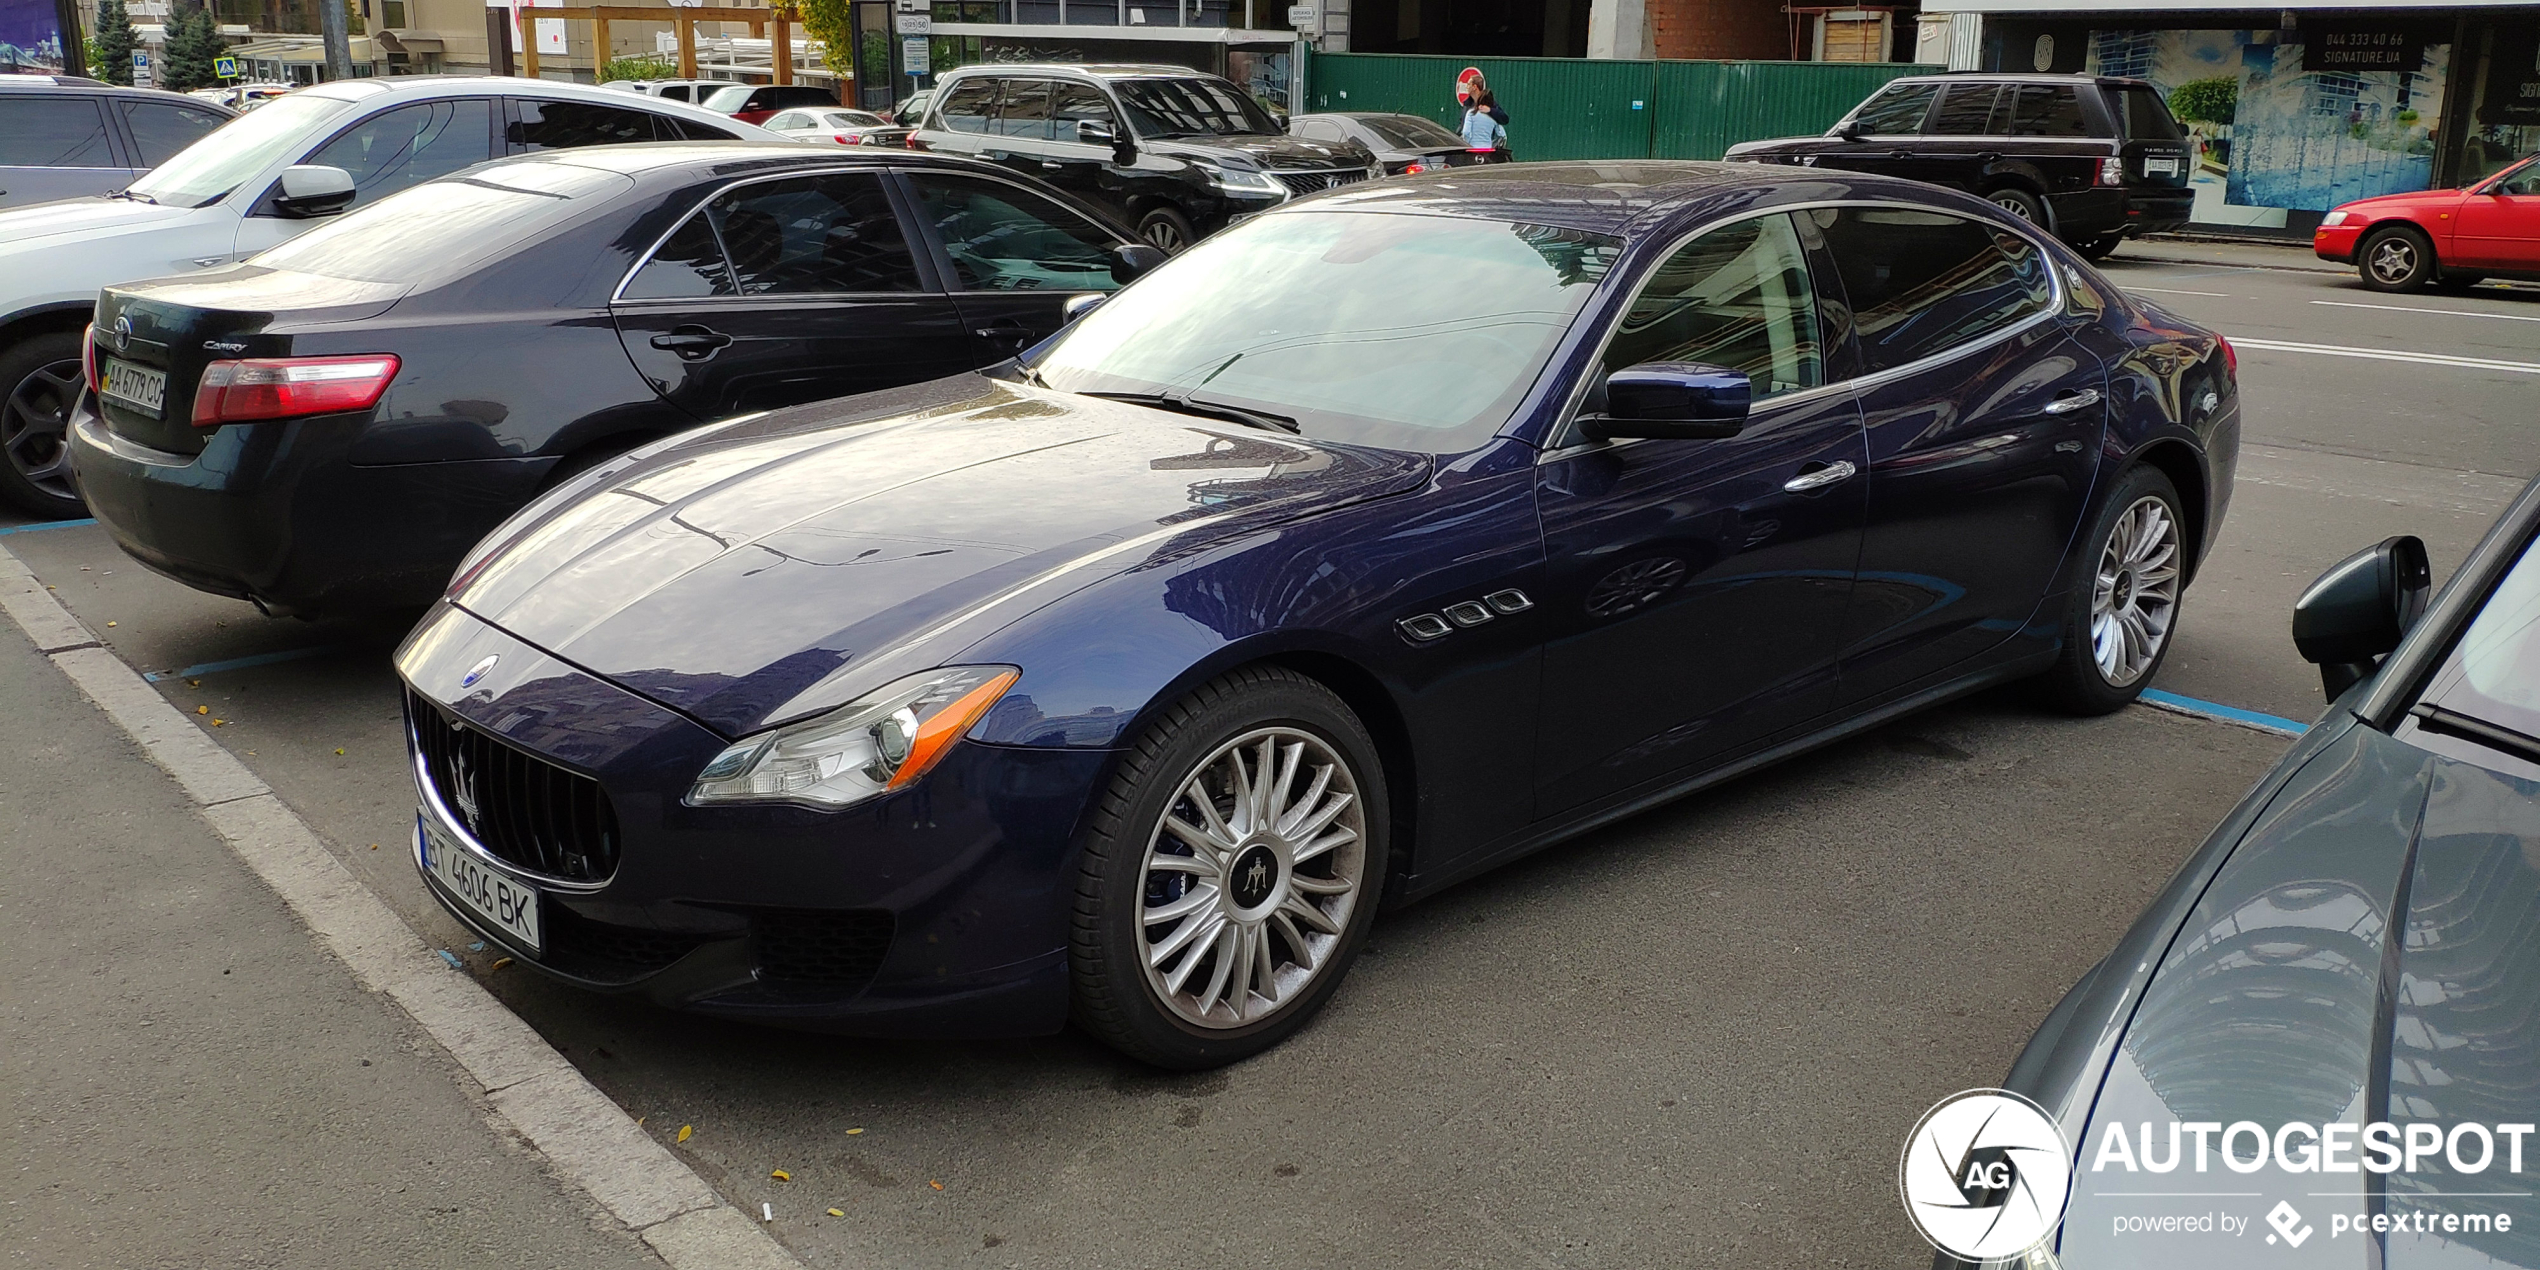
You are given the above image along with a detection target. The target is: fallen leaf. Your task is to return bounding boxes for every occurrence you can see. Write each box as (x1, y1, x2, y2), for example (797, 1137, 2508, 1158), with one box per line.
(771, 1169, 791, 1182)
(826, 1208, 845, 1218)
(335, 748, 344, 755)
(845, 1127, 864, 1136)
(929, 1180, 944, 1191)
(196, 705, 208, 715)
(369, 843, 379, 850)
(677, 1124, 693, 1143)
(104, 621, 115, 627)
(211, 719, 225, 726)
(186, 679, 199, 687)
(490, 957, 513, 971)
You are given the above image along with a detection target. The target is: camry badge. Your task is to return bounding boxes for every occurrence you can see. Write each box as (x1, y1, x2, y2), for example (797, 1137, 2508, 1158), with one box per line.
(460, 654, 499, 689)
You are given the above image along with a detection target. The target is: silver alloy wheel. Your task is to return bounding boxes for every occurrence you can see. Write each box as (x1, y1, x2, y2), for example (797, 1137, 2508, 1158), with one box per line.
(1137, 726, 1366, 1029)
(1990, 192, 2037, 222)
(1, 358, 80, 500)
(1141, 219, 1188, 253)
(2089, 495, 2182, 687)
(2368, 235, 2419, 285)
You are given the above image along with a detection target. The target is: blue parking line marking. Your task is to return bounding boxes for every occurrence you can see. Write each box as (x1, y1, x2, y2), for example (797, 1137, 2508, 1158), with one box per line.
(144, 644, 343, 682)
(0, 518, 96, 535)
(2139, 688, 2307, 738)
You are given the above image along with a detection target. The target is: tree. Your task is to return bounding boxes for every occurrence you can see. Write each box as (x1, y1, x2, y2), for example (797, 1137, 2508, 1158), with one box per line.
(2167, 76, 2237, 127)
(93, 0, 138, 85)
(792, 0, 849, 93)
(161, 4, 224, 91)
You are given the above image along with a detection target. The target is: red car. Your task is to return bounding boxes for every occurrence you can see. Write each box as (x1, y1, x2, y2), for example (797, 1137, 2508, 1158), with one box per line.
(2315, 155, 2540, 292)
(698, 83, 838, 125)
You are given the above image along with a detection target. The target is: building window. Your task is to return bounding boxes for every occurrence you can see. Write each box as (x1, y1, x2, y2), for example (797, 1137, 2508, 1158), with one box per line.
(381, 0, 404, 25)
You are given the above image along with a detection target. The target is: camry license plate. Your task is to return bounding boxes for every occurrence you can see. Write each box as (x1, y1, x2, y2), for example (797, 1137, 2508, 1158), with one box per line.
(100, 357, 166, 416)
(418, 812, 543, 953)
(2142, 157, 2180, 176)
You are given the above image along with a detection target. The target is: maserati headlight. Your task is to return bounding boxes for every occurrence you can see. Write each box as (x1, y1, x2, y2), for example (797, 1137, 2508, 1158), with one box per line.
(1194, 159, 1287, 198)
(686, 666, 1018, 809)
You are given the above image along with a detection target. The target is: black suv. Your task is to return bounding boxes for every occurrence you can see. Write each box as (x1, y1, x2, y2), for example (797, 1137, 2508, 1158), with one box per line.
(1726, 73, 2192, 259)
(912, 64, 1377, 252)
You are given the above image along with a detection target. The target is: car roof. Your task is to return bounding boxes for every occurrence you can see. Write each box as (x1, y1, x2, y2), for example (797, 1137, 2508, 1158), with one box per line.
(0, 75, 228, 105)
(288, 74, 767, 131)
(1270, 159, 1999, 238)
(940, 62, 1230, 81)
(1888, 71, 2152, 90)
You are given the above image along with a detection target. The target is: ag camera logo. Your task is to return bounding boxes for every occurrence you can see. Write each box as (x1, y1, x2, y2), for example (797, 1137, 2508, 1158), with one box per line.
(1900, 1089, 2074, 1260)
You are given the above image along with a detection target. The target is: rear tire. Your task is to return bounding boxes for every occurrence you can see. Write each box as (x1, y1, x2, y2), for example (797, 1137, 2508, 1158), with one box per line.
(1069, 666, 1389, 1069)
(1136, 206, 1197, 254)
(2031, 466, 2187, 716)
(2076, 233, 2123, 262)
(0, 331, 88, 519)
(2358, 226, 2436, 292)
(1986, 186, 2047, 227)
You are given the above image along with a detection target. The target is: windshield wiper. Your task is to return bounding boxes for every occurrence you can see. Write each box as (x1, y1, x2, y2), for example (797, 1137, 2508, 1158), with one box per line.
(108, 188, 157, 204)
(1087, 391, 1299, 434)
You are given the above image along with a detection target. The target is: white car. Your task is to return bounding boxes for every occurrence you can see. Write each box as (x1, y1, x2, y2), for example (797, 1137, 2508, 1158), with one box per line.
(0, 74, 775, 518)
(761, 106, 911, 148)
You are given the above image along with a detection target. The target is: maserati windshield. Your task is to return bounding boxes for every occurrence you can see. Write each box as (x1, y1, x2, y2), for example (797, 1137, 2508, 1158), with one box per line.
(126, 95, 353, 208)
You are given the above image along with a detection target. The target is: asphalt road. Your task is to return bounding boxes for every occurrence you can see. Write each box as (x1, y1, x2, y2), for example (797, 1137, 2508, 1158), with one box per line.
(5, 247, 2533, 1268)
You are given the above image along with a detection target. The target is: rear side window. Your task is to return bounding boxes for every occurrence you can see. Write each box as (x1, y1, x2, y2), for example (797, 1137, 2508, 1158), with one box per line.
(512, 99, 661, 150)
(623, 212, 736, 299)
(1848, 82, 1936, 135)
(304, 99, 494, 209)
(934, 79, 998, 134)
(120, 100, 228, 166)
(705, 172, 923, 294)
(0, 97, 116, 167)
(2004, 85, 2093, 137)
(2108, 86, 2184, 142)
(1928, 83, 2000, 135)
(1816, 207, 2052, 373)
(995, 80, 1053, 140)
(1605, 212, 1822, 399)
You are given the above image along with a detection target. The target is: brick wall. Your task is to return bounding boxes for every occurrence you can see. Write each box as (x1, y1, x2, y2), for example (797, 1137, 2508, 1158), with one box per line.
(1648, 0, 1787, 61)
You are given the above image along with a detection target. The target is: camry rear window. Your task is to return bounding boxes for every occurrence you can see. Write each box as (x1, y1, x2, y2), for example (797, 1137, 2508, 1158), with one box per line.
(250, 163, 629, 283)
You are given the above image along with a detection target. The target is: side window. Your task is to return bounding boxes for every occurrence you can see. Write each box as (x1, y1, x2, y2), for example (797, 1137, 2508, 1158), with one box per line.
(1848, 83, 1937, 136)
(1928, 83, 2000, 136)
(622, 211, 735, 299)
(764, 110, 806, 130)
(705, 172, 923, 294)
(1816, 207, 2052, 373)
(304, 99, 494, 208)
(1048, 82, 1114, 143)
(1603, 212, 1822, 400)
(120, 100, 228, 166)
(2006, 85, 2092, 137)
(995, 80, 1053, 139)
(907, 171, 1123, 293)
(511, 98, 661, 150)
(2494, 164, 2540, 197)
(0, 97, 116, 167)
(662, 115, 740, 141)
(935, 79, 998, 134)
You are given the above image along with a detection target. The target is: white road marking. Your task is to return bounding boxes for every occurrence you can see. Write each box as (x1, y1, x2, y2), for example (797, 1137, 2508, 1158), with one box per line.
(0, 546, 809, 1270)
(2312, 298, 2540, 324)
(2125, 286, 2232, 297)
(2228, 337, 2540, 376)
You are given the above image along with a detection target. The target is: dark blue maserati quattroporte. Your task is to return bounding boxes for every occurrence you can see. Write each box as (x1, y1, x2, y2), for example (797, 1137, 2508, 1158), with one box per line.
(397, 161, 2239, 1068)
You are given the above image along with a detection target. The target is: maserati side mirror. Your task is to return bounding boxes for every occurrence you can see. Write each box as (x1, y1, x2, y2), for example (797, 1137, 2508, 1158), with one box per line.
(2292, 535, 2432, 701)
(272, 164, 357, 218)
(1579, 363, 1752, 442)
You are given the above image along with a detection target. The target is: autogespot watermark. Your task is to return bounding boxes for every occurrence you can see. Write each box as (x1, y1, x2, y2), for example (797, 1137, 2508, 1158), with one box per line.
(1901, 1092, 2532, 1259)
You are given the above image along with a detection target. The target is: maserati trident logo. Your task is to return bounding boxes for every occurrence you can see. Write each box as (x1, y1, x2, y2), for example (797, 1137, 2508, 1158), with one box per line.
(1899, 1089, 2073, 1261)
(448, 749, 482, 835)
(1243, 856, 1270, 894)
(459, 654, 499, 689)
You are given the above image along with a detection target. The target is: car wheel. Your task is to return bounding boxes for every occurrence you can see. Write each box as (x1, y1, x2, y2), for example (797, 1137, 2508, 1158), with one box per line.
(2077, 233, 2123, 262)
(1070, 666, 1389, 1069)
(0, 331, 89, 519)
(1986, 187, 2047, 226)
(2031, 466, 2187, 715)
(1136, 206, 1197, 254)
(2358, 226, 2435, 292)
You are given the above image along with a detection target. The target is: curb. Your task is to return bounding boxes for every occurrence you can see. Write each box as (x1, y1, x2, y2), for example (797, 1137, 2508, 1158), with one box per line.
(0, 546, 807, 1270)
(2115, 250, 2345, 276)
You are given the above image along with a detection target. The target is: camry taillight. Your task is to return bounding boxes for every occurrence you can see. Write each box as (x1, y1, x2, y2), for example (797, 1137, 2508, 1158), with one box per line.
(190, 354, 399, 429)
(2218, 335, 2237, 377)
(2096, 156, 2126, 186)
(81, 324, 99, 395)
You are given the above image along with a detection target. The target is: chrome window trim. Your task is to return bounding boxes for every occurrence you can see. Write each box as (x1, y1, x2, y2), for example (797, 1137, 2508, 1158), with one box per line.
(608, 163, 934, 304)
(1538, 197, 2065, 463)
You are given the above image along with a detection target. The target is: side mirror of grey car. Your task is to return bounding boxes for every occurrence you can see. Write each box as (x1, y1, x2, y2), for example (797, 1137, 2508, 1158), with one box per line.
(273, 164, 357, 218)
(1110, 243, 1167, 284)
(1077, 118, 1115, 145)
(2292, 535, 2432, 701)
(1580, 363, 1751, 442)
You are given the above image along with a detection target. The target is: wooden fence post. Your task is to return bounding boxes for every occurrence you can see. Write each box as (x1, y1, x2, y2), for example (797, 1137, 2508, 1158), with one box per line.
(771, 12, 790, 83)
(519, 6, 539, 79)
(675, 12, 696, 77)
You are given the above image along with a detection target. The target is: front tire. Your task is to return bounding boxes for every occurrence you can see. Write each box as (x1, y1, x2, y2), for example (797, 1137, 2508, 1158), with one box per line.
(1136, 206, 1197, 254)
(2358, 226, 2436, 292)
(1070, 667, 1389, 1069)
(2031, 466, 2187, 715)
(0, 331, 88, 519)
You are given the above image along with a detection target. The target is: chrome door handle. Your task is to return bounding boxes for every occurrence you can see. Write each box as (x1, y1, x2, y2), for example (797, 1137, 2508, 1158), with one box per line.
(2043, 388, 2102, 415)
(1783, 460, 1857, 493)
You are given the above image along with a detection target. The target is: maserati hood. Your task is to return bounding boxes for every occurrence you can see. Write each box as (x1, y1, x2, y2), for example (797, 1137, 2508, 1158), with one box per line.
(450, 375, 1430, 738)
(0, 194, 197, 250)
(2056, 723, 2540, 1268)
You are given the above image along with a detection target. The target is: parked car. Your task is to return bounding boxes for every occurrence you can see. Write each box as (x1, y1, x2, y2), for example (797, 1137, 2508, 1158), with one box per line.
(0, 75, 770, 520)
(70, 144, 1162, 616)
(1289, 111, 1508, 175)
(700, 83, 837, 125)
(762, 106, 911, 148)
(2316, 154, 2540, 292)
(603, 79, 729, 105)
(912, 63, 1379, 252)
(0, 75, 232, 210)
(885, 87, 933, 126)
(1961, 481, 2540, 1269)
(395, 162, 2238, 1068)
(1726, 72, 2193, 261)
(189, 82, 295, 110)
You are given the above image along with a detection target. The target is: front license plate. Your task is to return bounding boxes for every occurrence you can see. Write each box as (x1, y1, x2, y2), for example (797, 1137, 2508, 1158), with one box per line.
(418, 812, 543, 954)
(2142, 157, 2180, 175)
(100, 357, 166, 416)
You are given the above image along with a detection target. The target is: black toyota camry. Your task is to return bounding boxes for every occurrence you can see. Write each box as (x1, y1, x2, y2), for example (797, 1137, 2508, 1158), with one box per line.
(68, 143, 1161, 616)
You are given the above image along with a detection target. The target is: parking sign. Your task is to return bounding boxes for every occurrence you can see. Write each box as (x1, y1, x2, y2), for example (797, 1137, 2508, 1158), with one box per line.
(130, 50, 151, 89)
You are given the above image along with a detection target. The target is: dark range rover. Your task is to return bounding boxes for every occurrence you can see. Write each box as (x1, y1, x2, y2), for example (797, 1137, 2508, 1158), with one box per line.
(1727, 73, 2192, 259)
(912, 63, 1378, 252)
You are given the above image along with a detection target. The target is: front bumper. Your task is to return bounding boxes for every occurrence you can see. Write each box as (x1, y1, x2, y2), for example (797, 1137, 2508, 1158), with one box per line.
(68, 402, 553, 614)
(2313, 221, 2363, 264)
(397, 602, 1108, 1037)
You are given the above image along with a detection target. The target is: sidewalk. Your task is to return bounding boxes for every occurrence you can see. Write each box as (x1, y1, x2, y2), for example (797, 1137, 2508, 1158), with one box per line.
(0, 623, 663, 1269)
(2118, 233, 2345, 275)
